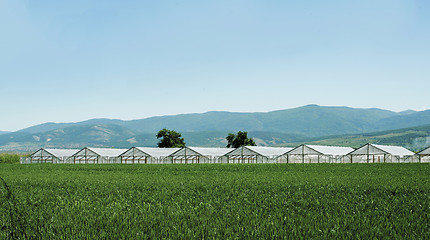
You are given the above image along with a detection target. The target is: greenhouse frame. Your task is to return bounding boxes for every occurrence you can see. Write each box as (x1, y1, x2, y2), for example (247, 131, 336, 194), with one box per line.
(21, 148, 80, 164)
(168, 147, 234, 164)
(345, 143, 415, 163)
(277, 145, 354, 163)
(222, 146, 292, 163)
(118, 147, 180, 164)
(19, 143, 430, 164)
(67, 147, 128, 164)
(417, 146, 430, 163)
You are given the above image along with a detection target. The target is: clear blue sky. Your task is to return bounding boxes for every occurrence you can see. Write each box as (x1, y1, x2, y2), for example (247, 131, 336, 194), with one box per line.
(1, 0, 429, 131)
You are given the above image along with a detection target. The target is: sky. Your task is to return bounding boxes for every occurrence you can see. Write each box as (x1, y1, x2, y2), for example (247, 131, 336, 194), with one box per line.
(1, 0, 429, 131)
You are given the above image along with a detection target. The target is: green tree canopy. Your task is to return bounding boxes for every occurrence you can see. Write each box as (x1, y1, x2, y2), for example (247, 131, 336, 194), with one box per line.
(156, 129, 186, 148)
(226, 131, 256, 148)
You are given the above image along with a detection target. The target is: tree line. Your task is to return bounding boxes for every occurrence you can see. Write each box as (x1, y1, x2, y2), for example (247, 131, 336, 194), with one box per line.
(156, 129, 256, 148)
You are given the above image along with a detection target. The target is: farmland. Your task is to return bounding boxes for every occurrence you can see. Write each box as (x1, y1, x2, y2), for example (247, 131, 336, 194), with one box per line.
(1, 164, 429, 239)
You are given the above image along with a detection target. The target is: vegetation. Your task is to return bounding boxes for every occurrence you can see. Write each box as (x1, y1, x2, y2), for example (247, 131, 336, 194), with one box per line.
(226, 131, 256, 148)
(156, 128, 186, 148)
(1, 164, 428, 239)
(0, 153, 22, 164)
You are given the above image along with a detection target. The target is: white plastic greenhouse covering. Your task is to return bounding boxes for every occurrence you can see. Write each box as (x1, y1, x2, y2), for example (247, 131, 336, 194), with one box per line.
(118, 147, 180, 164)
(247, 146, 292, 157)
(418, 146, 430, 155)
(168, 147, 234, 164)
(417, 146, 430, 163)
(307, 145, 354, 156)
(372, 144, 415, 157)
(19, 143, 429, 164)
(277, 145, 353, 163)
(66, 147, 128, 164)
(21, 148, 80, 164)
(222, 146, 292, 163)
(345, 144, 416, 163)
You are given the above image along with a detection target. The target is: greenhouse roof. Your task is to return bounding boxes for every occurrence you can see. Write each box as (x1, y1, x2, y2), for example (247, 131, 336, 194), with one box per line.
(347, 144, 414, 157)
(188, 147, 234, 156)
(305, 145, 354, 156)
(85, 148, 128, 157)
(169, 147, 233, 157)
(417, 146, 430, 155)
(31, 148, 80, 158)
(372, 144, 414, 157)
(135, 147, 180, 158)
(246, 146, 292, 156)
(283, 144, 352, 156)
(44, 149, 81, 157)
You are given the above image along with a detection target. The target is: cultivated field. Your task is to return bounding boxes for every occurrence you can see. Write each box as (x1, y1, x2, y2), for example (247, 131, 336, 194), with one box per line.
(1, 164, 429, 238)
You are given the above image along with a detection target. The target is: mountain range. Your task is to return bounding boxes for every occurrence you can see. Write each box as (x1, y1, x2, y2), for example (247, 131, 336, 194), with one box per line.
(1, 105, 430, 152)
(301, 124, 430, 151)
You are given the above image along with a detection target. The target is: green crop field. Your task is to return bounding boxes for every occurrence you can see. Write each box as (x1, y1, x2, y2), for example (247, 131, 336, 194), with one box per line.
(1, 164, 429, 239)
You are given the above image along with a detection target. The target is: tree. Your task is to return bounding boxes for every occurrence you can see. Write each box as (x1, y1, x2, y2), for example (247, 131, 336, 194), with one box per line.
(156, 129, 186, 148)
(226, 131, 256, 148)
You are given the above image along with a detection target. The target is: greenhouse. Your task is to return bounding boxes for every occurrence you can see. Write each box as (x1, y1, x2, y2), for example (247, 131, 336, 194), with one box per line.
(168, 147, 234, 164)
(277, 145, 354, 163)
(67, 147, 128, 164)
(21, 148, 80, 164)
(18, 144, 428, 164)
(222, 146, 292, 163)
(118, 147, 180, 164)
(345, 143, 415, 163)
(417, 146, 430, 163)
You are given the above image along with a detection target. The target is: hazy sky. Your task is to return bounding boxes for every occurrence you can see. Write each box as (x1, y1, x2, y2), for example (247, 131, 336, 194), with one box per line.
(1, 0, 429, 131)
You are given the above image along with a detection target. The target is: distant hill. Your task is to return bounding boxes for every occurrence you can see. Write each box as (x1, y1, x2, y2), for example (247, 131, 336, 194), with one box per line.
(373, 110, 430, 131)
(0, 124, 307, 151)
(0, 124, 136, 151)
(3, 123, 430, 152)
(17, 119, 126, 134)
(3, 105, 430, 152)
(19, 104, 422, 137)
(181, 131, 306, 147)
(0, 131, 10, 135)
(397, 110, 417, 115)
(302, 124, 430, 151)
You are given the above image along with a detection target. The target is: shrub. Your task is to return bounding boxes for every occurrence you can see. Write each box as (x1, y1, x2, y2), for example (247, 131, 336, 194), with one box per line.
(0, 153, 22, 164)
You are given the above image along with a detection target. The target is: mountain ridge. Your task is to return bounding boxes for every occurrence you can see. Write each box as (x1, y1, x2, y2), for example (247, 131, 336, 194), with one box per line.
(3, 105, 430, 152)
(300, 123, 430, 151)
(18, 105, 411, 136)
(2, 123, 430, 152)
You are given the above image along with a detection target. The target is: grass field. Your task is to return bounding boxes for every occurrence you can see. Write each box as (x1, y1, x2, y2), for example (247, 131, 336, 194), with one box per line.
(1, 164, 429, 239)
